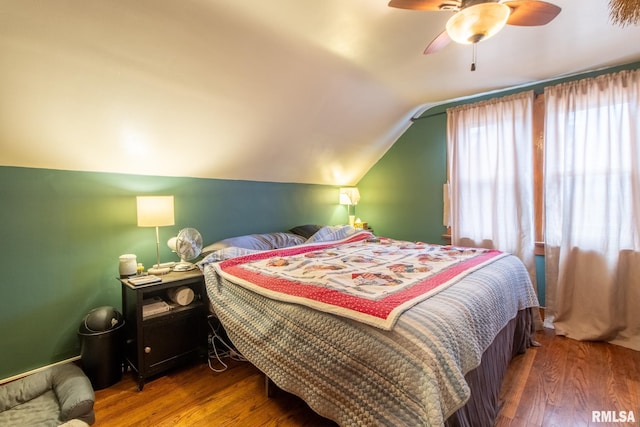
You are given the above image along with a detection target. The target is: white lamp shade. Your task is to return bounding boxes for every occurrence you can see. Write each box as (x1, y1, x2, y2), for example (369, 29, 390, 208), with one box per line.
(446, 3, 510, 44)
(339, 187, 360, 205)
(136, 196, 175, 227)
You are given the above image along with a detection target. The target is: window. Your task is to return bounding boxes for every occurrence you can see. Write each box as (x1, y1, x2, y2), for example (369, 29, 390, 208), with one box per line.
(542, 68, 640, 350)
(447, 91, 536, 278)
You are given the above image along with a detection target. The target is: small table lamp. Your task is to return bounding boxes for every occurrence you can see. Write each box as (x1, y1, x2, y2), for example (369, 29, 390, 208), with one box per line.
(339, 187, 360, 227)
(137, 196, 175, 275)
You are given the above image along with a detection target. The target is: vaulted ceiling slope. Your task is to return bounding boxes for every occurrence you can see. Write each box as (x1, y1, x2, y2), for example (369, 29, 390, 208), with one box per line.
(1, 1, 639, 185)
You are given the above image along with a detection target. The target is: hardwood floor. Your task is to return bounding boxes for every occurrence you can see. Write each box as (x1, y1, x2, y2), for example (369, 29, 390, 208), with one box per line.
(93, 329, 639, 426)
(93, 358, 335, 427)
(496, 329, 639, 427)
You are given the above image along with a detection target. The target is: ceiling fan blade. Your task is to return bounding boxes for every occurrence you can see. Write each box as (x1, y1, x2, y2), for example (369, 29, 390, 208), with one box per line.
(388, 0, 459, 11)
(424, 30, 452, 54)
(504, 0, 561, 26)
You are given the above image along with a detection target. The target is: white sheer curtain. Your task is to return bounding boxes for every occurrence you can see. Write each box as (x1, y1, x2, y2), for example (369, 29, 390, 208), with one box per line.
(447, 91, 536, 281)
(544, 69, 640, 351)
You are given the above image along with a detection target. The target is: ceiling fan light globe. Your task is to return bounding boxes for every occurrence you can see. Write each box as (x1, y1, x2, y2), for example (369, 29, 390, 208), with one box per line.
(446, 3, 510, 44)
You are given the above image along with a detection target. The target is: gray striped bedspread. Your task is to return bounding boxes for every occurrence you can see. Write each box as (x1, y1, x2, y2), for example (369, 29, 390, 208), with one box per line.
(203, 253, 539, 426)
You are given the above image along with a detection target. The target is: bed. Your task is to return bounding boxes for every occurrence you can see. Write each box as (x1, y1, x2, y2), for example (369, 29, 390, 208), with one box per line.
(199, 225, 539, 426)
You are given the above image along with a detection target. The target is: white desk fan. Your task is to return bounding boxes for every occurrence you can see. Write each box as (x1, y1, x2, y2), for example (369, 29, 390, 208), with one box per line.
(167, 227, 203, 271)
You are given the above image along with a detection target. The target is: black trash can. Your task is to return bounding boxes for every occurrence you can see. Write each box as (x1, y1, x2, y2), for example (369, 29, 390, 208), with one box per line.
(78, 306, 125, 390)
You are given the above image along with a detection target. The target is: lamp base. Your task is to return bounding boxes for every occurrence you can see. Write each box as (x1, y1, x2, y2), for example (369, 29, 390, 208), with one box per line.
(173, 262, 196, 272)
(148, 266, 171, 275)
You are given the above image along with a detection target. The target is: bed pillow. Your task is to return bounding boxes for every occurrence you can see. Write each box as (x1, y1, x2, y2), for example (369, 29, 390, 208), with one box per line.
(198, 246, 263, 267)
(202, 232, 305, 255)
(288, 224, 323, 239)
(262, 232, 306, 248)
(305, 225, 358, 243)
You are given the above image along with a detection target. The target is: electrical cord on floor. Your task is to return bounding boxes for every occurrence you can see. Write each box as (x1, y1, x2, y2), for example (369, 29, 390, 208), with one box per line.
(207, 318, 247, 372)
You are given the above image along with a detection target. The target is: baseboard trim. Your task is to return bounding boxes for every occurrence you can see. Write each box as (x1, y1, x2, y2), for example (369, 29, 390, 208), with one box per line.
(0, 355, 81, 385)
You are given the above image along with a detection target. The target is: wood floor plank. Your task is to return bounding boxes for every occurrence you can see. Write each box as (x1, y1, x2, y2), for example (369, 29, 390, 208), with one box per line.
(93, 329, 639, 426)
(497, 344, 536, 420)
(510, 332, 555, 426)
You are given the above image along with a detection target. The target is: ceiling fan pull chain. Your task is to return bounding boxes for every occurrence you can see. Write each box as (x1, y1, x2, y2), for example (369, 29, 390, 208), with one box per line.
(471, 43, 477, 72)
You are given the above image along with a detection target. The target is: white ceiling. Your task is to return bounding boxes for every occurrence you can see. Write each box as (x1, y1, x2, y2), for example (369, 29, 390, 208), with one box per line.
(1, 0, 639, 185)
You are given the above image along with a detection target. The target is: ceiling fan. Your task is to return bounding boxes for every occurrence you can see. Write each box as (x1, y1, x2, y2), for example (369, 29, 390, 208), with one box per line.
(388, 0, 561, 63)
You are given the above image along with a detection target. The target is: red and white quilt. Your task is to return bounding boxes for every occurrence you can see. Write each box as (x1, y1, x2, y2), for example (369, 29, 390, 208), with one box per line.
(214, 231, 508, 329)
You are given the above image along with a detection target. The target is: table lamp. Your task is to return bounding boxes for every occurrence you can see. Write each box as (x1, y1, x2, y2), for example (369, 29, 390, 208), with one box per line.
(339, 187, 360, 227)
(136, 195, 175, 275)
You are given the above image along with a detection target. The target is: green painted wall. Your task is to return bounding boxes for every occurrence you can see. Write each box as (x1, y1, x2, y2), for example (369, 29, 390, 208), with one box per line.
(0, 166, 342, 380)
(356, 112, 448, 245)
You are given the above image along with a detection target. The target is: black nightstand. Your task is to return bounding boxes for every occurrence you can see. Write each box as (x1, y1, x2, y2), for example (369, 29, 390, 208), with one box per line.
(119, 269, 208, 390)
